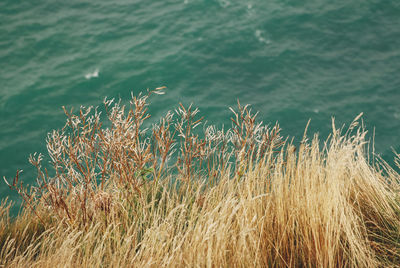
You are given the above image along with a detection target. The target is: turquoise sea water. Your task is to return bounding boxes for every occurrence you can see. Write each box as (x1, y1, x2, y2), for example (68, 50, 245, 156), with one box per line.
(1, 0, 400, 212)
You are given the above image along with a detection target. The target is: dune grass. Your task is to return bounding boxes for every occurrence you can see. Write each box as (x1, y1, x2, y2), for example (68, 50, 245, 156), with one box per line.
(1, 88, 400, 267)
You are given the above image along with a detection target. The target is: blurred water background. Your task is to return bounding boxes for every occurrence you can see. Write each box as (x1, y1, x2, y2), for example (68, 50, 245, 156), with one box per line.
(1, 0, 400, 214)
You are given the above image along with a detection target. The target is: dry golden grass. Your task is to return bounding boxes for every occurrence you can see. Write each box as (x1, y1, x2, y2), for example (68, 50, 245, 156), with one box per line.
(1, 88, 400, 267)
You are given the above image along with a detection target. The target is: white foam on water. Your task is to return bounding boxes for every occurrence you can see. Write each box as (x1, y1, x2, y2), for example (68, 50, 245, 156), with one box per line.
(85, 69, 99, 80)
(255, 30, 271, 45)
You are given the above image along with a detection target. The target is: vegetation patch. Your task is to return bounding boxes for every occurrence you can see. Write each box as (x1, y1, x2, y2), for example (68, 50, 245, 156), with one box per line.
(1, 88, 400, 267)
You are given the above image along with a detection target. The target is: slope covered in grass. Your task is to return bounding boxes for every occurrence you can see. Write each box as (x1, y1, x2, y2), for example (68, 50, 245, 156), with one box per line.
(1, 89, 400, 267)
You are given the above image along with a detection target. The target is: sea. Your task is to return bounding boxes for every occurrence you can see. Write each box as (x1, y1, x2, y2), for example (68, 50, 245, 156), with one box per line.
(1, 0, 400, 214)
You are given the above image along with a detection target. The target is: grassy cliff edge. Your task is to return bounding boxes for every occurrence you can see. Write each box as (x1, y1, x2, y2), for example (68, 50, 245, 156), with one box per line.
(1, 88, 400, 267)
